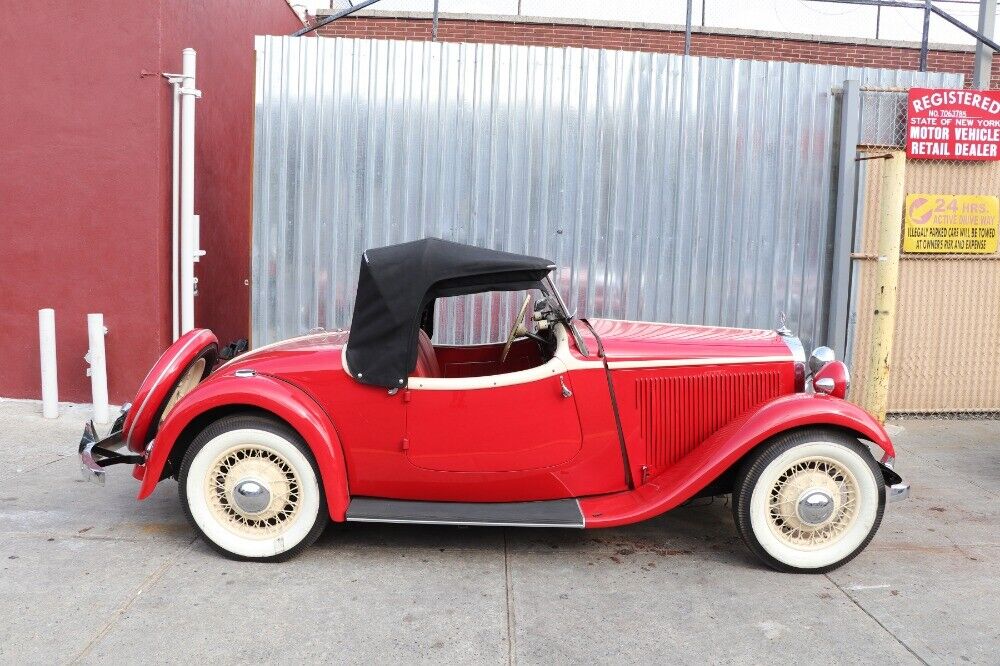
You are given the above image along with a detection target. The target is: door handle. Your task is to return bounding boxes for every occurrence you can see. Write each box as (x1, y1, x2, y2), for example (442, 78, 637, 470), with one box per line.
(559, 376, 573, 398)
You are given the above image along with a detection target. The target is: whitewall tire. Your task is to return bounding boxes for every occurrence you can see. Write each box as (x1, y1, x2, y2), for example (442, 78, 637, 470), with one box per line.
(179, 415, 328, 561)
(733, 429, 885, 573)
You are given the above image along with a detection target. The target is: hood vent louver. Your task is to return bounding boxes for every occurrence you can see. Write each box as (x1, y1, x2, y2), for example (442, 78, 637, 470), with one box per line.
(636, 370, 781, 472)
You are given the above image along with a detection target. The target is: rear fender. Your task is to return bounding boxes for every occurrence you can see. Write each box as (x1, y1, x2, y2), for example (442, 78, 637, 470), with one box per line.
(580, 393, 894, 527)
(137, 373, 350, 521)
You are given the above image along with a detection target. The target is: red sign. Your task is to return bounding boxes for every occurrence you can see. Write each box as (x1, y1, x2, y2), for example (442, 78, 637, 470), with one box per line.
(906, 88, 1000, 160)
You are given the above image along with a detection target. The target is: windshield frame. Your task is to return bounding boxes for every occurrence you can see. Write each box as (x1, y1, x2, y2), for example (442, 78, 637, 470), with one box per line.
(543, 275, 590, 357)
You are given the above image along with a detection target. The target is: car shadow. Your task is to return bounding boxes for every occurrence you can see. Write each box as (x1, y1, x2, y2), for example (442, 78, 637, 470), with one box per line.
(312, 496, 758, 570)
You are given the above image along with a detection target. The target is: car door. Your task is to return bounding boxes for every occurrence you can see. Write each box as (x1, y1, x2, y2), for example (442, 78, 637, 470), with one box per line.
(404, 357, 583, 473)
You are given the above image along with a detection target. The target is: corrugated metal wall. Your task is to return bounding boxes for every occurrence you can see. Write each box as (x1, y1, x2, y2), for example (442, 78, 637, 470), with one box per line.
(251, 35, 961, 348)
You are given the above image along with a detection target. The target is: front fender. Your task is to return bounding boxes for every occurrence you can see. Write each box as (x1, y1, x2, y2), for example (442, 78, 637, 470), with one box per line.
(580, 392, 894, 527)
(716, 392, 895, 460)
(137, 373, 350, 521)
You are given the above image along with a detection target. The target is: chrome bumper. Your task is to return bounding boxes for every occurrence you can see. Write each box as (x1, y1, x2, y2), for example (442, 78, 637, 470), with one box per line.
(880, 455, 910, 504)
(79, 421, 108, 484)
(887, 482, 910, 503)
(78, 408, 142, 485)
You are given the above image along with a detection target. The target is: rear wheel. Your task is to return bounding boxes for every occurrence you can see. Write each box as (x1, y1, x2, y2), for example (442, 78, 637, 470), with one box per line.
(733, 429, 884, 573)
(179, 414, 328, 561)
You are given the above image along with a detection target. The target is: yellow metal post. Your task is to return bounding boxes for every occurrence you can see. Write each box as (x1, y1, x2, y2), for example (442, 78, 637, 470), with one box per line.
(863, 150, 906, 423)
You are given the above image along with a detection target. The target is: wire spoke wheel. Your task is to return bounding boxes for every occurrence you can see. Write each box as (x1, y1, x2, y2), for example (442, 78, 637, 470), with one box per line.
(206, 444, 302, 539)
(734, 430, 885, 573)
(180, 415, 328, 561)
(765, 456, 859, 550)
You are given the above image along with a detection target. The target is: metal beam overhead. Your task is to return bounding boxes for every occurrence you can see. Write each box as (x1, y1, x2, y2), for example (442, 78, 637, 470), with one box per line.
(810, 0, 1000, 53)
(920, 0, 932, 71)
(974, 0, 997, 88)
(292, 0, 382, 37)
(685, 0, 693, 55)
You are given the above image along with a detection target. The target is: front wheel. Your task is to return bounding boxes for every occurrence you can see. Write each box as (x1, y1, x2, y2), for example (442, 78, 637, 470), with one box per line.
(733, 428, 885, 573)
(179, 414, 328, 561)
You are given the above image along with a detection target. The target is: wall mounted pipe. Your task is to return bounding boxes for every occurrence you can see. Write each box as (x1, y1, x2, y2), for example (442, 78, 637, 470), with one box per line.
(86, 313, 109, 425)
(163, 72, 183, 342)
(179, 48, 201, 334)
(38, 308, 58, 418)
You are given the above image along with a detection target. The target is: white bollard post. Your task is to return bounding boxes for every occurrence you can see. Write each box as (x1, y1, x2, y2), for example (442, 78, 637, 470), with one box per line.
(86, 313, 110, 425)
(38, 309, 58, 418)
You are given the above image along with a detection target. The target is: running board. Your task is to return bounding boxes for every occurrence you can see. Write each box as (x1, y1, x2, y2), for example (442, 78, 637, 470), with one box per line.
(345, 497, 585, 528)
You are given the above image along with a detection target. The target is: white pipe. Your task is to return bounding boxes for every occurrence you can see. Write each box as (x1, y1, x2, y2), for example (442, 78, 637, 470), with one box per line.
(170, 77, 181, 341)
(86, 313, 109, 425)
(180, 48, 200, 334)
(38, 309, 58, 419)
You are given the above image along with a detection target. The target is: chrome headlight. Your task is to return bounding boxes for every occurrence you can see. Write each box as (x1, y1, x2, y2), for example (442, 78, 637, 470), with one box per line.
(808, 346, 836, 376)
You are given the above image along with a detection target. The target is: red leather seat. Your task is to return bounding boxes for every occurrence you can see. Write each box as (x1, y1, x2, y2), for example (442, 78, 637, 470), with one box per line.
(412, 329, 441, 378)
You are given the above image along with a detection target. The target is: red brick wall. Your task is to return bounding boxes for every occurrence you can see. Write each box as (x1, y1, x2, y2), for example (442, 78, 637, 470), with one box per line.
(317, 16, 1000, 88)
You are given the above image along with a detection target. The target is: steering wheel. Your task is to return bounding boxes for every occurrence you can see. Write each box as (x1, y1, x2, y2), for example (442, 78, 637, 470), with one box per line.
(500, 295, 533, 364)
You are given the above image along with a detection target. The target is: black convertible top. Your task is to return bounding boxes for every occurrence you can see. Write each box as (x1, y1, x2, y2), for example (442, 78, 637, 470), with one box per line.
(345, 238, 555, 388)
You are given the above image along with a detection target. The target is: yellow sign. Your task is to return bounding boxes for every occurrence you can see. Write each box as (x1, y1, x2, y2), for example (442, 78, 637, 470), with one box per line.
(903, 194, 999, 254)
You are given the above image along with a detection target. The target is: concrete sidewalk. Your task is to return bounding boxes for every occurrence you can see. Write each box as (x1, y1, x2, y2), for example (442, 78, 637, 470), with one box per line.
(0, 398, 996, 664)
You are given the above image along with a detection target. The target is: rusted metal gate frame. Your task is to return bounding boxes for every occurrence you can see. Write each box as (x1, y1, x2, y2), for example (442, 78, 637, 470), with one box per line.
(844, 87, 1000, 414)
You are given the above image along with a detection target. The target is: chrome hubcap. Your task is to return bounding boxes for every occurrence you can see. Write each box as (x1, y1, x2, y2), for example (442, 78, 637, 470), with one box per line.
(796, 488, 835, 525)
(206, 445, 301, 537)
(233, 478, 271, 515)
(767, 456, 859, 548)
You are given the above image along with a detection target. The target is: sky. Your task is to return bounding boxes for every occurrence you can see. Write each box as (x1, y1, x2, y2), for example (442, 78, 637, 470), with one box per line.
(290, 0, 997, 46)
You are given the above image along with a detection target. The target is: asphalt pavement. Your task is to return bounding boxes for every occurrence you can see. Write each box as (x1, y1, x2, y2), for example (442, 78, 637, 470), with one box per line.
(0, 398, 996, 664)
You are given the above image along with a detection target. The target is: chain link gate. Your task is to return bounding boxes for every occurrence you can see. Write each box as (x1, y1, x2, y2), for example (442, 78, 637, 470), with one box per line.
(847, 88, 1000, 417)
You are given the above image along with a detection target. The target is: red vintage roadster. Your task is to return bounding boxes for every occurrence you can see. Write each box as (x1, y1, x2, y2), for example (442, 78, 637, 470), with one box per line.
(80, 238, 908, 571)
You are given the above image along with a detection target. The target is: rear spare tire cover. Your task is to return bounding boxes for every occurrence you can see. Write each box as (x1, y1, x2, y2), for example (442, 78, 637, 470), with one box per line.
(123, 329, 218, 453)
